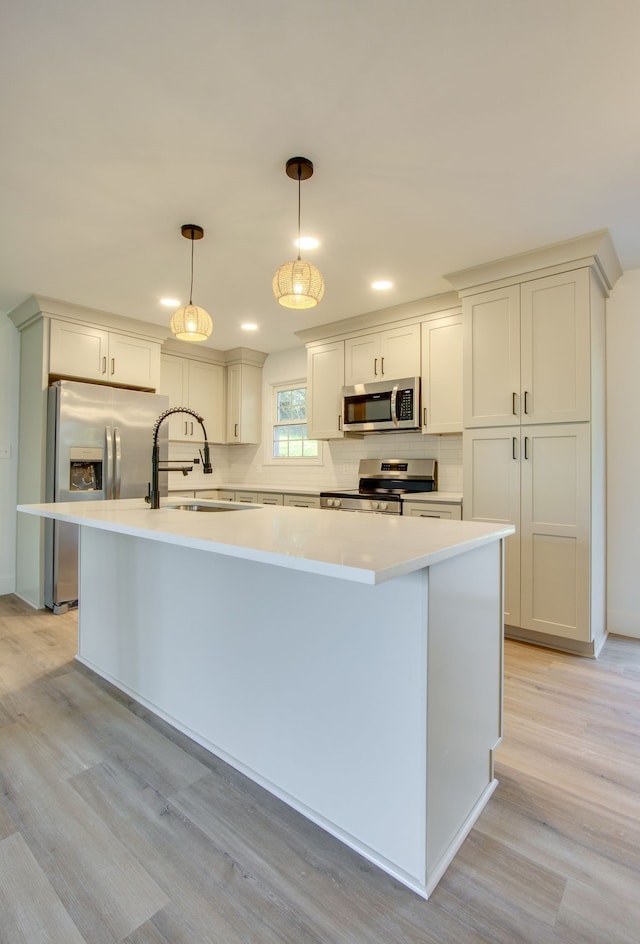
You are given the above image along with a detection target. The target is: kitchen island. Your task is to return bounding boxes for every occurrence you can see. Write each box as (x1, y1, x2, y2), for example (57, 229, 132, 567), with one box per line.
(18, 498, 513, 899)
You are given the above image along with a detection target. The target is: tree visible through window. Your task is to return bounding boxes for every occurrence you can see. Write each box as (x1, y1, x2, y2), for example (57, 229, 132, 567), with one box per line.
(273, 385, 319, 458)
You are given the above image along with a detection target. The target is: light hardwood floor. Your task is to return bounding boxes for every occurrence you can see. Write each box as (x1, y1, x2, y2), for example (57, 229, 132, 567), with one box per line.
(0, 593, 638, 943)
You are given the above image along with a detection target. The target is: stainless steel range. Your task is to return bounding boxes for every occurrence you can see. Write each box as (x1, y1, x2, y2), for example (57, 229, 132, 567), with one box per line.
(320, 458, 437, 515)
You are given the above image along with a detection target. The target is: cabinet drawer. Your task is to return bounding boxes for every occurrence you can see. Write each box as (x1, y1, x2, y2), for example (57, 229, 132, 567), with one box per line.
(258, 493, 284, 505)
(283, 494, 320, 508)
(403, 501, 462, 520)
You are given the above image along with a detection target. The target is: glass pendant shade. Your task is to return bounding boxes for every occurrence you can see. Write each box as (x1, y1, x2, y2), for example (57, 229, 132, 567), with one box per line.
(272, 259, 325, 309)
(170, 303, 212, 342)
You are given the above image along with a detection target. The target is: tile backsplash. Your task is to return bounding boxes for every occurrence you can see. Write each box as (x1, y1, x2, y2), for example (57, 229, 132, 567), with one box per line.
(167, 432, 462, 493)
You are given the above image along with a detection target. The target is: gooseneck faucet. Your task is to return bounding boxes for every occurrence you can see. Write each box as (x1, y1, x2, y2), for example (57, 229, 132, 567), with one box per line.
(146, 407, 213, 509)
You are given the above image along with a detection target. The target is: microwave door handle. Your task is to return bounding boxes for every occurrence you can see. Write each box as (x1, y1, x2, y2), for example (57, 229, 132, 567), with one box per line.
(390, 385, 399, 426)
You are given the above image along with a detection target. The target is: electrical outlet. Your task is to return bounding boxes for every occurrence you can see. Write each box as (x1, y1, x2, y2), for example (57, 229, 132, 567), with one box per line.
(0, 445, 11, 459)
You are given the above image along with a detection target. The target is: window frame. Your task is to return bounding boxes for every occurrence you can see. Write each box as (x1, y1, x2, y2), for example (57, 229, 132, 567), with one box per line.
(264, 379, 323, 467)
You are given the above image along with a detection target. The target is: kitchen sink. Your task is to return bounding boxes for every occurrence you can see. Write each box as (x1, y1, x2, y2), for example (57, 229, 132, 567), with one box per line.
(167, 503, 257, 513)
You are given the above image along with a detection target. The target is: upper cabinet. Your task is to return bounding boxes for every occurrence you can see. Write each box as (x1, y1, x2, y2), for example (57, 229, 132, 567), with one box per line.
(160, 353, 226, 443)
(420, 313, 463, 434)
(49, 318, 161, 390)
(462, 270, 591, 428)
(307, 340, 345, 440)
(344, 323, 420, 385)
(226, 352, 265, 444)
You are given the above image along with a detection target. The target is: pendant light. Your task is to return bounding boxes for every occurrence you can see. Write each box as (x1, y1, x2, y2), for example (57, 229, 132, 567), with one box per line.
(273, 157, 325, 309)
(170, 224, 213, 342)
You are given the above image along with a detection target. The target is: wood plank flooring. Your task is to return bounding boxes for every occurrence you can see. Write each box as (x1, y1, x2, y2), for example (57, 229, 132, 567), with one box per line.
(0, 593, 639, 943)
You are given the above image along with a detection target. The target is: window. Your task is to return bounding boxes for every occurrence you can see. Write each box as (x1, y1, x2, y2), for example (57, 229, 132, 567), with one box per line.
(272, 384, 319, 459)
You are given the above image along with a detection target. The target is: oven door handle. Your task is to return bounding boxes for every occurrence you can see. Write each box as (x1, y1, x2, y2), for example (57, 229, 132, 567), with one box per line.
(390, 384, 399, 426)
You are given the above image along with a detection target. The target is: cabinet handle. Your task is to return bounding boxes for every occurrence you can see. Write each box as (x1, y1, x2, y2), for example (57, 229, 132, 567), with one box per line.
(190, 422, 194, 436)
(512, 392, 517, 415)
(524, 436, 529, 459)
(111, 358, 115, 375)
(102, 356, 107, 374)
(380, 356, 384, 375)
(512, 436, 517, 460)
(184, 421, 188, 436)
(338, 414, 342, 431)
(374, 357, 378, 376)
(235, 423, 239, 438)
(423, 407, 427, 427)
(524, 390, 530, 414)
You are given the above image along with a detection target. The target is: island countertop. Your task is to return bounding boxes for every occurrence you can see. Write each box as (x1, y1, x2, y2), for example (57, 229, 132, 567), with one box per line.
(18, 498, 513, 585)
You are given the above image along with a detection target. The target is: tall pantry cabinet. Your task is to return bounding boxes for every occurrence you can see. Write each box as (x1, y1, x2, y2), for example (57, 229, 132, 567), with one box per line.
(446, 231, 622, 657)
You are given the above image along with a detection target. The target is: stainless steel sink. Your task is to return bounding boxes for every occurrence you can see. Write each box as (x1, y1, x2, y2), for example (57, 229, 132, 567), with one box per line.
(167, 503, 256, 513)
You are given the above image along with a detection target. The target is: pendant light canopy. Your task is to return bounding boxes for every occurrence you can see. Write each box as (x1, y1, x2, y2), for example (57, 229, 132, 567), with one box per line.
(170, 224, 213, 342)
(273, 157, 325, 309)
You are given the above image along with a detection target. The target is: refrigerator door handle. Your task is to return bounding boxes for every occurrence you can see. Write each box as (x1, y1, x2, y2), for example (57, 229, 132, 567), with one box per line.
(105, 426, 114, 499)
(114, 427, 122, 499)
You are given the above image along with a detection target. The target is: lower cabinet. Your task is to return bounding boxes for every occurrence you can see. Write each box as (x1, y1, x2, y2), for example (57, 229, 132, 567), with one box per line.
(204, 489, 285, 505)
(403, 501, 462, 520)
(463, 423, 597, 647)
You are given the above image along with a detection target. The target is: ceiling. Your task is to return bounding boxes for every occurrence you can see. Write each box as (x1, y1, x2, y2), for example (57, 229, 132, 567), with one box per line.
(2, 0, 640, 354)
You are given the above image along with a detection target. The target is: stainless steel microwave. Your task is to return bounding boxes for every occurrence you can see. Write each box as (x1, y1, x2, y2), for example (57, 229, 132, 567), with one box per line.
(342, 377, 421, 433)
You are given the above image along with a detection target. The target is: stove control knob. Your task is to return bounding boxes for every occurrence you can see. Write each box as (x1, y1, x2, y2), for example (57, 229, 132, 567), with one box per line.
(379, 501, 388, 511)
(371, 500, 379, 510)
(334, 498, 342, 508)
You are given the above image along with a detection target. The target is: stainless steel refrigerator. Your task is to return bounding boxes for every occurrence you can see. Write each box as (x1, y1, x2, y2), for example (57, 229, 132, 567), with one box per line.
(45, 379, 169, 612)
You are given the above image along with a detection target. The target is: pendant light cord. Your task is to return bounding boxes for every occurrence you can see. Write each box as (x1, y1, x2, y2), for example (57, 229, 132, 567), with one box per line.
(296, 164, 302, 262)
(189, 231, 194, 306)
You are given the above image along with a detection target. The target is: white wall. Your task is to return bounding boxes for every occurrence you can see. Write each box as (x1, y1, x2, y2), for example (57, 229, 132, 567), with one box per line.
(606, 269, 640, 639)
(0, 313, 19, 594)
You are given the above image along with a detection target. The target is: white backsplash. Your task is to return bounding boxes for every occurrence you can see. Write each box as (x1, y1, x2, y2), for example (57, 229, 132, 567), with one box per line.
(167, 433, 463, 493)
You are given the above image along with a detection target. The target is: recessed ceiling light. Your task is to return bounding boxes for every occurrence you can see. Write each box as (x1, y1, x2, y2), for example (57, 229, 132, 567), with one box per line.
(371, 280, 393, 290)
(295, 236, 319, 250)
(241, 323, 258, 331)
(160, 298, 180, 307)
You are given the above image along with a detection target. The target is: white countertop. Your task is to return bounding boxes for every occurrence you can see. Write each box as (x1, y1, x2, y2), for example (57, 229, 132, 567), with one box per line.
(18, 498, 510, 585)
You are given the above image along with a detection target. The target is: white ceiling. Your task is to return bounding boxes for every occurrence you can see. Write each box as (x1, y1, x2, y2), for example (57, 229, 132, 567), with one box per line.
(2, 0, 640, 353)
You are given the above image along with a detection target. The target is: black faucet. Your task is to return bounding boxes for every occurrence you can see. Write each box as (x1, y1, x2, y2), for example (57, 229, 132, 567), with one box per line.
(146, 407, 213, 509)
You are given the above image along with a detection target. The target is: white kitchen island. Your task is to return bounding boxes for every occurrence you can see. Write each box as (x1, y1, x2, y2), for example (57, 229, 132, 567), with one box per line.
(18, 497, 513, 899)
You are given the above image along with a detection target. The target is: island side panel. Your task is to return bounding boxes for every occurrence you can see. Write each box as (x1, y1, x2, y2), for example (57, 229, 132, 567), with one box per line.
(425, 539, 503, 888)
(76, 526, 430, 890)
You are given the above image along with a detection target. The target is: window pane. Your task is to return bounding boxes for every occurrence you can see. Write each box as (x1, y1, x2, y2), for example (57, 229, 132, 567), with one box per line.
(274, 426, 290, 441)
(273, 440, 289, 458)
(288, 424, 305, 439)
(276, 390, 292, 421)
(288, 440, 303, 457)
(303, 439, 319, 457)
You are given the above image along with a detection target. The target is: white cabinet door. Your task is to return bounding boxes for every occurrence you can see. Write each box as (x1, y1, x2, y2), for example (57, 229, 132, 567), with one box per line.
(344, 324, 420, 385)
(227, 363, 261, 444)
(463, 285, 521, 428)
(421, 314, 463, 433)
(344, 334, 379, 385)
(520, 269, 591, 425)
(463, 428, 521, 626)
(159, 354, 191, 441)
(379, 323, 421, 380)
(107, 333, 160, 389)
(188, 360, 226, 444)
(519, 424, 590, 641)
(49, 320, 109, 381)
(307, 340, 345, 440)
(465, 423, 591, 642)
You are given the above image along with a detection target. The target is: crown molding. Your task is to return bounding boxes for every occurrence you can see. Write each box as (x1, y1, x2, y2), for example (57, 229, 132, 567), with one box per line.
(8, 294, 170, 341)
